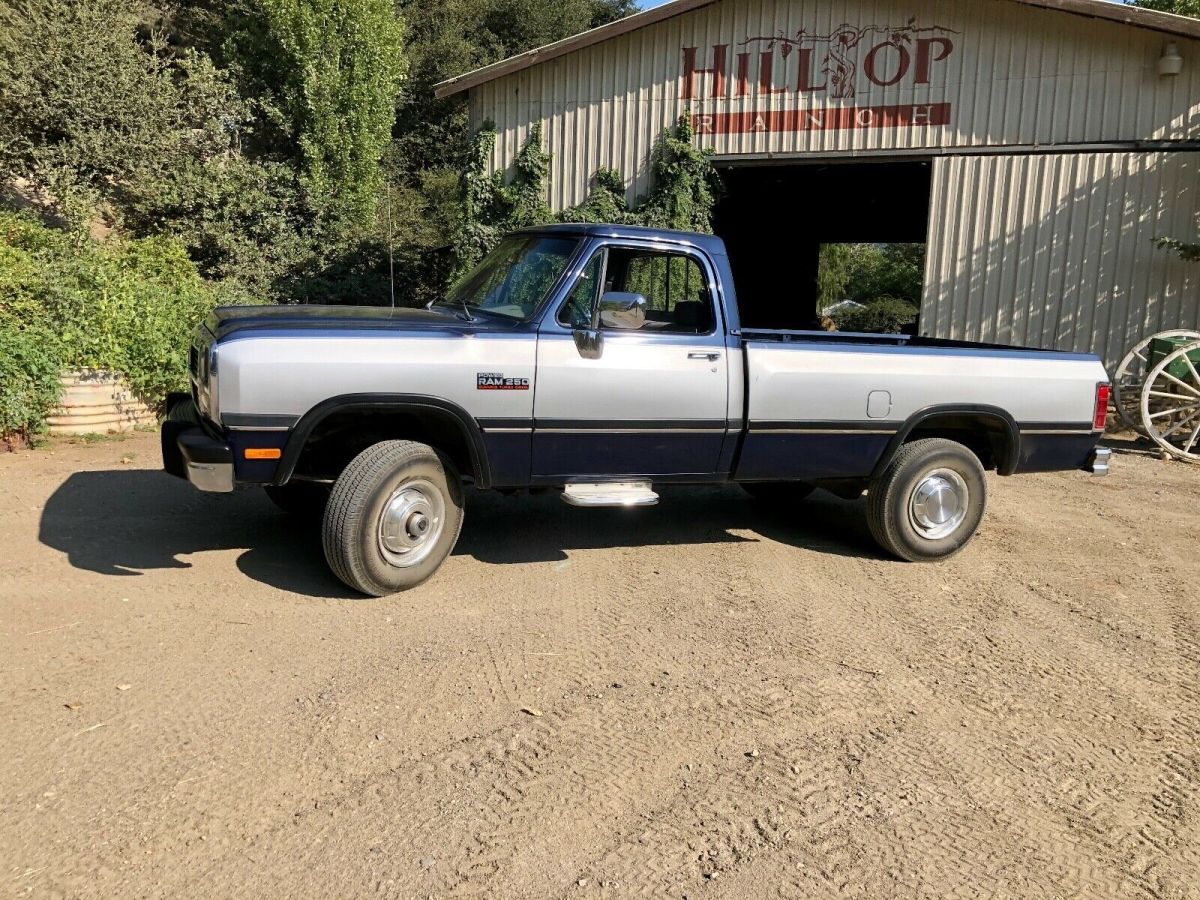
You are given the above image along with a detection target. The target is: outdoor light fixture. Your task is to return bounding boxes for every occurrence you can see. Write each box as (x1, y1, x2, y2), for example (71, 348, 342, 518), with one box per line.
(1159, 42, 1183, 77)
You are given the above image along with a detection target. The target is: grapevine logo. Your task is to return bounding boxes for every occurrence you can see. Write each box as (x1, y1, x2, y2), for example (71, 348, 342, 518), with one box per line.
(477, 372, 530, 390)
(682, 19, 960, 136)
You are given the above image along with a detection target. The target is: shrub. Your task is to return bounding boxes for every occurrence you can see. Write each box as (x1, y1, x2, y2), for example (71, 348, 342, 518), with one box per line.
(0, 212, 248, 419)
(0, 323, 62, 446)
(832, 297, 920, 335)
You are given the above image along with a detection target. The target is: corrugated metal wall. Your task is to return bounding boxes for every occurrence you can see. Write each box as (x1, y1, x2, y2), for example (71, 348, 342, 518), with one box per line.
(923, 151, 1200, 368)
(470, 0, 1200, 208)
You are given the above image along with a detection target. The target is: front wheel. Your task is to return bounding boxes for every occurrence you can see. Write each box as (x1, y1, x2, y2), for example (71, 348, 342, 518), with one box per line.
(867, 438, 987, 562)
(322, 440, 464, 596)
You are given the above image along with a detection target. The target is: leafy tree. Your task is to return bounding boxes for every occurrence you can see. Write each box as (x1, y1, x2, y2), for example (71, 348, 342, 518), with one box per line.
(560, 170, 630, 225)
(0, 0, 247, 228)
(832, 298, 919, 335)
(817, 244, 854, 308)
(395, 0, 635, 291)
(263, 0, 407, 228)
(1131, 0, 1200, 16)
(452, 116, 722, 277)
(637, 116, 720, 233)
(818, 242, 925, 331)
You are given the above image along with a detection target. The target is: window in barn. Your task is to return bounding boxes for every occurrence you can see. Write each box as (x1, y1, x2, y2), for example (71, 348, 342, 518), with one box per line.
(817, 242, 925, 335)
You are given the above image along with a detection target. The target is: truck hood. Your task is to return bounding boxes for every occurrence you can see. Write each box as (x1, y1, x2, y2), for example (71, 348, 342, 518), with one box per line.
(206, 304, 521, 341)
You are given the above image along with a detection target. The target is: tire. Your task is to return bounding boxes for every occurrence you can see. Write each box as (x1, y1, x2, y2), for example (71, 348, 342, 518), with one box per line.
(866, 438, 987, 562)
(322, 440, 464, 596)
(742, 481, 816, 504)
(264, 481, 331, 517)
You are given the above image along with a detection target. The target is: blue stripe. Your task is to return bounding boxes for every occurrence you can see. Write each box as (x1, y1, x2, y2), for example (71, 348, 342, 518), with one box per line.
(735, 432, 891, 481)
(218, 328, 530, 344)
(533, 432, 725, 477)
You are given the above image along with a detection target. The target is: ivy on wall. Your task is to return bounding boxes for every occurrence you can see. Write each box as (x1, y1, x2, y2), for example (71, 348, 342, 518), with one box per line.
(452, 115, 720, 275)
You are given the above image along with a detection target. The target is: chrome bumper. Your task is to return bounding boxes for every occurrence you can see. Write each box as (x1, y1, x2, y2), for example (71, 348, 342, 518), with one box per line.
(163, 394, 235, 493)
(185, 457, 234, 493)
(1088, 447, 1112, 476)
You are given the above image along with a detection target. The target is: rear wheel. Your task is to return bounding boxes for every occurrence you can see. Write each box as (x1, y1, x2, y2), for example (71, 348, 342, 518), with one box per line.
(742, 481, 816, 504)
(322, 440, 464, 596)
(867, 438, 987, 562)
(264, 481, 331, 517)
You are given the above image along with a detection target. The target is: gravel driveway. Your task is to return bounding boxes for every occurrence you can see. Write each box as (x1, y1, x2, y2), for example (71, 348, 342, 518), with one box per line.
(2, 431, 1199, 898)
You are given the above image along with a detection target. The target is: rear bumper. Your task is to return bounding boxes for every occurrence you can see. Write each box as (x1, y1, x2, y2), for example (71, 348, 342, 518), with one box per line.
(1087, 446, 1112, 476)
(162, 393, 235, 493)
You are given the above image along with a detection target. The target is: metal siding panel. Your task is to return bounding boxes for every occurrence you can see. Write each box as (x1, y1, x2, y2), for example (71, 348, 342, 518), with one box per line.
(474, 0, 1199, 209)
(924, 151, 1200, 369)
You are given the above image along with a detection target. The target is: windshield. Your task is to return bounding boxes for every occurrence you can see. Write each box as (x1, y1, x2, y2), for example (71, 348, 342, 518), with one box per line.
(439, 235, 578, 320)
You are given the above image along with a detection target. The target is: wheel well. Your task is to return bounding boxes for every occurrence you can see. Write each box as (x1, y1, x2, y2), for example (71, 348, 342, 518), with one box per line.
(892, 413, 1017, 475)
(286, 408, 481, 485)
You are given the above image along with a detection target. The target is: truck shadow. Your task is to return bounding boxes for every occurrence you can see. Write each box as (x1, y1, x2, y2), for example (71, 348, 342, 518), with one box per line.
(36, 469, 358, 598)
(454, 486, 879, 565)
(37, 471, 880, 599)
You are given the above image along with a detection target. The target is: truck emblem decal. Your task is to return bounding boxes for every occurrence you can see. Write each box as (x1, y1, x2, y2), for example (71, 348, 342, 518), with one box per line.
(477, 372, 530, 390)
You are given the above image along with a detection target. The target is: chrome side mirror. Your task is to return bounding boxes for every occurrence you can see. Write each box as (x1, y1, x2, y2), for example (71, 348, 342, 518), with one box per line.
(598, 292, 647, 330)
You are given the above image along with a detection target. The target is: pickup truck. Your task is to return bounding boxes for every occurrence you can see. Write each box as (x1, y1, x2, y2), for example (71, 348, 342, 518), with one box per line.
(163, 224, 1112, 595)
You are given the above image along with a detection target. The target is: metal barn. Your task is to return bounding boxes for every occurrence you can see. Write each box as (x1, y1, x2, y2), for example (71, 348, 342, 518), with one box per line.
(436, 0, 1200, 367)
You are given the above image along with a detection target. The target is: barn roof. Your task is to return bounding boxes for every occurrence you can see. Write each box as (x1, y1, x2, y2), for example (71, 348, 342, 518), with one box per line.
(435, 0, 1200, 98)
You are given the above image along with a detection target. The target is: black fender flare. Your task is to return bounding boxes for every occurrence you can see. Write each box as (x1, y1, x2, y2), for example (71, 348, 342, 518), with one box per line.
(275, 393, 491, 488)
(871, 404, 1021, 480)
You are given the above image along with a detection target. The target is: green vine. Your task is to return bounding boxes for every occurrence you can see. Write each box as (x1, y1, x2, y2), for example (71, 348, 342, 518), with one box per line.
(452, 115, 721, 275)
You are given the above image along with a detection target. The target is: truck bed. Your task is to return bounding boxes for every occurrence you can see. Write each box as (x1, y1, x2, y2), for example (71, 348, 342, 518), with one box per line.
(735, 328, 1108, 482)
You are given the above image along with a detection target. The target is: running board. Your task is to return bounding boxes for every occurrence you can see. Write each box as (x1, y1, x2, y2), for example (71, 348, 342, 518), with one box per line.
(561, 482, 659, 507)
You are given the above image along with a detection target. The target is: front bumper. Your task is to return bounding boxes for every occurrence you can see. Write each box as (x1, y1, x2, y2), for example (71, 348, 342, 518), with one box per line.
(162, 393, 235, 493)
(1087, 446, 1112, 476)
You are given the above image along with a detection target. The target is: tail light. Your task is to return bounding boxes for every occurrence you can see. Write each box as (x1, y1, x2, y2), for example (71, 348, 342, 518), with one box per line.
(1093, 383, 1111, 431)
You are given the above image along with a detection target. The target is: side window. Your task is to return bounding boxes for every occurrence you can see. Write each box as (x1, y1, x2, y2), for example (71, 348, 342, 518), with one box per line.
(557, 251, 605, 329)
(608, 249, 715, 334)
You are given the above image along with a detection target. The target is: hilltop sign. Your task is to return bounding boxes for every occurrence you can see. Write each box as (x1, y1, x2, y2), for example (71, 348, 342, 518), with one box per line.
(683, 19, 959, 135)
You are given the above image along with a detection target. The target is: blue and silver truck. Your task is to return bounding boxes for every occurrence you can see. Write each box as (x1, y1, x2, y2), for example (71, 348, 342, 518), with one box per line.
(163, 224, 1112, 595)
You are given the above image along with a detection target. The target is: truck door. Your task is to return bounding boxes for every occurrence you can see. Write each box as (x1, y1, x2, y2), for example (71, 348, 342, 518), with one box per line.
(533, 242, 730, 478)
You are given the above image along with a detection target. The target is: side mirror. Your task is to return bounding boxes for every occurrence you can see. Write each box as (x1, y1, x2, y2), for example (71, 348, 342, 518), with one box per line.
(598, 292, 647, 330)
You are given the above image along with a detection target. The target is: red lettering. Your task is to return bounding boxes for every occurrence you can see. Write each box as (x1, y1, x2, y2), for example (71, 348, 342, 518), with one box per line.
(758, 51, 786, 94)
(682, 44, 727, 99)
(863, 42, 910, 86)
(691, 102, 952, 136)
(795, 48, 828, 93)
(915, 37, 954, 84)
(735, 52, 751, 97)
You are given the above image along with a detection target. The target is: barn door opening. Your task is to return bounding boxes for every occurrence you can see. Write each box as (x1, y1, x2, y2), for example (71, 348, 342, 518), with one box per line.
(712, 159, 932, 332)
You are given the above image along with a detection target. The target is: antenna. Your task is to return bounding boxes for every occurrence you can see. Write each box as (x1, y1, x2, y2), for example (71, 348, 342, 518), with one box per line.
(387, 181, 396, 309)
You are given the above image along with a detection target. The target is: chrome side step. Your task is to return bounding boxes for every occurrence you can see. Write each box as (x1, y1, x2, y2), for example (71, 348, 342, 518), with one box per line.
(561, 482, 659, 507)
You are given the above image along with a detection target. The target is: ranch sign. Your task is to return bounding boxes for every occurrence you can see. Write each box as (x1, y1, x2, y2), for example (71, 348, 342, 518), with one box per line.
(683, 19, 959, 135)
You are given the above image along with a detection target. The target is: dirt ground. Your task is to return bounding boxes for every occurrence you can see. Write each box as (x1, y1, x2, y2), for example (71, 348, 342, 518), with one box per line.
(2, 430, 1199, 899)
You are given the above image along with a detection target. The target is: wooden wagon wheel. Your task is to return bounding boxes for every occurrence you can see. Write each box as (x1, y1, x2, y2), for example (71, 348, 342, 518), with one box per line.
(1139, 339, 1200, 462)
(1112, 329, 1200, 434)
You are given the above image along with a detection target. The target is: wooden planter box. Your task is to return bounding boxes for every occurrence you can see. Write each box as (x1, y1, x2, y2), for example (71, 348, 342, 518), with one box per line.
(46, 369, 157, 436)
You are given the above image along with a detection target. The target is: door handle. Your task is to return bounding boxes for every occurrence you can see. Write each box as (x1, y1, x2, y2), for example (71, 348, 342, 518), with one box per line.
(688, 352, 721, 361)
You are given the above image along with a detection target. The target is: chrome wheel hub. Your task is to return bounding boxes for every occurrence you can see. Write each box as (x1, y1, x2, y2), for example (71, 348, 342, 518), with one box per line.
(908, 468, 969, 540)
(378, 479, 445, 568)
